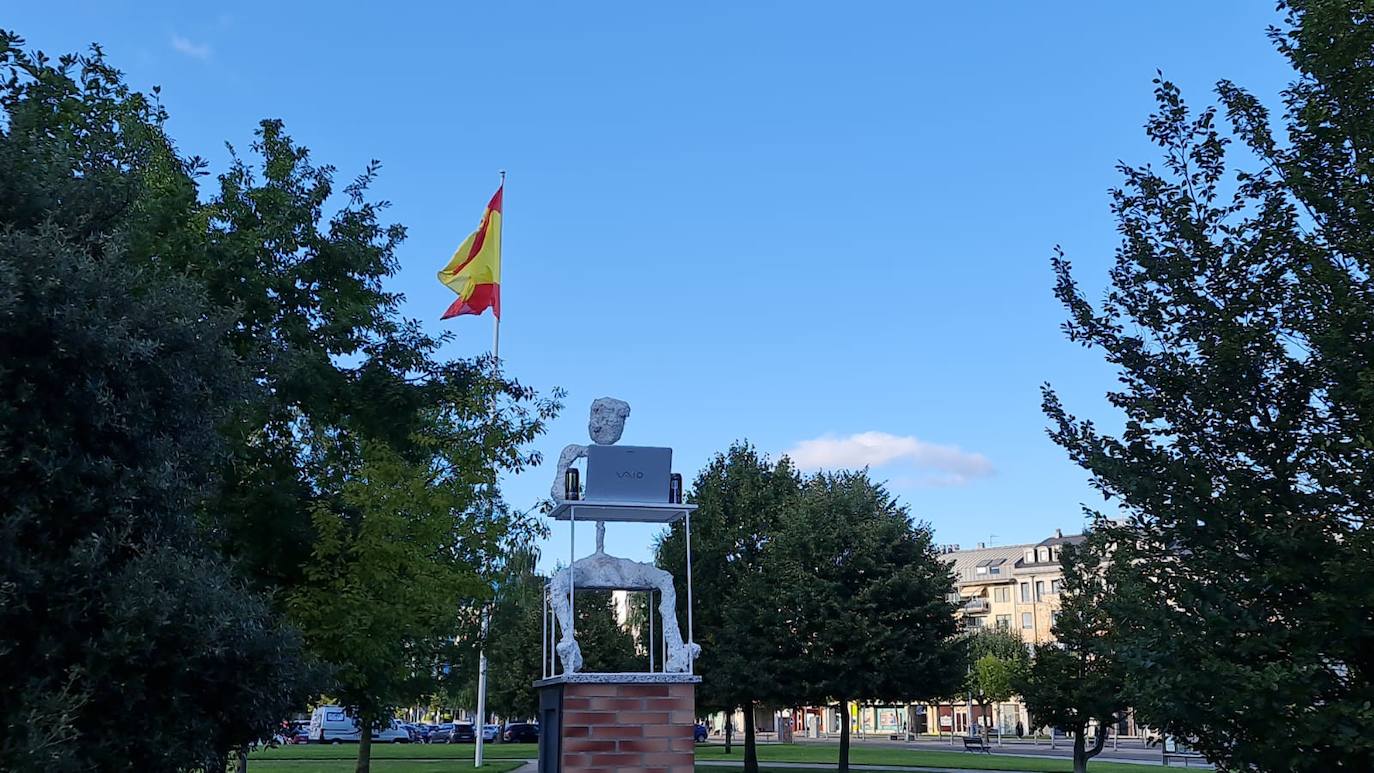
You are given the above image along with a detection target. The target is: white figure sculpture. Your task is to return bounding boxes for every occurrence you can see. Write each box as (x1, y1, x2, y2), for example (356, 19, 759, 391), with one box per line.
(547, 397, 700, 674)
(550, 396, 631, 501)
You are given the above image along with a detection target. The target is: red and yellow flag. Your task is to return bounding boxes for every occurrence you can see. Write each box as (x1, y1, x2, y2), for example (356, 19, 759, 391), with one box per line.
(437, 185, 502, 320)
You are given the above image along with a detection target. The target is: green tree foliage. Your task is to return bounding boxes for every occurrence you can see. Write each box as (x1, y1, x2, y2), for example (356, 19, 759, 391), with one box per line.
(0, 31, 560, 773)
(1016, 532, 1125, 773)
(1043, 3, 1374, 768)
(0, 231, 311, 771)
(478, 548, 547, 721)
(656, 443, 801, 773)
(572, 591, 642, 674)
(772, 471, 964, 773)
(965, 629, 1030, 734)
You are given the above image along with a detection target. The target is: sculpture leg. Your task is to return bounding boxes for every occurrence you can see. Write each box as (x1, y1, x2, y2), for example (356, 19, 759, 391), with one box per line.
(648, 567, 700, 672)
(547, 571, 583, 673)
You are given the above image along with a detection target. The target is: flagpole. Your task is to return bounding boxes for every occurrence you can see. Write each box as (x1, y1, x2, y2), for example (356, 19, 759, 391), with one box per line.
(491, 169, 505, 364)
(475, 169, 505, 770)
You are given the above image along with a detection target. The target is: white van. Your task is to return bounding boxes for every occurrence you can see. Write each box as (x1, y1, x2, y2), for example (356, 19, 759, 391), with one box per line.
(308, 705, 411, 744)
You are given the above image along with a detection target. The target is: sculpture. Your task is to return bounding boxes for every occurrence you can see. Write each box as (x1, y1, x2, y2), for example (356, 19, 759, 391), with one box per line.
(550, 396, 630, 501)
(547, 397, 700, 674)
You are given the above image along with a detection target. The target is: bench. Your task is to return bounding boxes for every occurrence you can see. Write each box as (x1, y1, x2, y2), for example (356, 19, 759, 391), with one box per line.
(1162, 750, 1207, 767)
(962, 736, 990, 753)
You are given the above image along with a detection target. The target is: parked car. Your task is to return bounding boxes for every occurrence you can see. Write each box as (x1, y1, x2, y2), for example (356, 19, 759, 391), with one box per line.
(694, 723, 708, 742)
(409, 723, 432, 743)
(503, 722, 539, 743)
(430, 723, 454, 743)
(308, 706, 411, 744)
(450, 722, 476, 743)
(482, 724, 501, 742)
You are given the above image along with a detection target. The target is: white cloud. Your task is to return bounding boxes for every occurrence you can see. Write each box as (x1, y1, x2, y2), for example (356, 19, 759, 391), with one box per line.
(785, 431, 994, 486)
(170, 34, 211, 60)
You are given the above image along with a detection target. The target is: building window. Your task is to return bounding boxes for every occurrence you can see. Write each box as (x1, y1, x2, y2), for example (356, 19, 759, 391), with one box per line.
(968, 616, 985, 629)
(988, 565, 1000, 575)
(975, 565, 988, 575)
(993, 586, 1010, 603)
(1050, 611, 1059, 628)
(1050, 579, 1062, 594)
(947, 592, 962, 604)
(1020, 583, 1031, 602)
(1036, 580, 1046, 600)
(995, 615, 1011, 630)
(1021, 613, 1034, 630)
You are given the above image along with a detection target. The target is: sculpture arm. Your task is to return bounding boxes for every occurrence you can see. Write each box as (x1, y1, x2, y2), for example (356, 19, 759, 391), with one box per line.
(551, 443, 588, 500)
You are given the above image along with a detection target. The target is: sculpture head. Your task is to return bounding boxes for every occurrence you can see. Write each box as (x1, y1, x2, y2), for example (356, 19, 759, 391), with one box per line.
(588, 397, 630, 445)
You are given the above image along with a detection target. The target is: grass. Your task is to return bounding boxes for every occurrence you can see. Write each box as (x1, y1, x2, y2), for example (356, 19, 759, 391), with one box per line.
(247, 744, 533, 771)
(247, 763, 522, 773)
(250, 744, 537, 762)
(696, 742, 1164, 772)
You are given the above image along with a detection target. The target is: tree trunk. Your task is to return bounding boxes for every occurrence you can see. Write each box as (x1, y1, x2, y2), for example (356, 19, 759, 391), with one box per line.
(743, 704, 759, 773)
(1072, 726, 1087, 773)
(236, 743, 249, 773)
(838, 700, 850, 773)
(724, 712, 733, 754)
(356, 723, 373, 773)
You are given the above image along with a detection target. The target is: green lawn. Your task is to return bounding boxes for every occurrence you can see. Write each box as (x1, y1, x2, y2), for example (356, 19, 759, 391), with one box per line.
(696, 743, 1163, 772)
(247, 744, 533, 771)
(245, 761, 521, 773)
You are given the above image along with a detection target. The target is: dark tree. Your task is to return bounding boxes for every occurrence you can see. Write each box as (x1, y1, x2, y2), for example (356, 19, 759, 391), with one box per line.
(0, 231, 310, 772)
(772, 471, 965, 773)
(1016, 530, 1126, 773)
(656, 443, 801, 773)
(1044, 3, 1374, 768)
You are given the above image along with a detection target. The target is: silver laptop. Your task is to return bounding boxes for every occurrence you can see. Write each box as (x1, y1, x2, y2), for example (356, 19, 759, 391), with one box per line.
(585, 445, 672, 502)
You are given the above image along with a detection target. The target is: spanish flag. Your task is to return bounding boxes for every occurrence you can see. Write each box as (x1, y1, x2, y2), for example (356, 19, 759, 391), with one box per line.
(437, 185, 502, 320)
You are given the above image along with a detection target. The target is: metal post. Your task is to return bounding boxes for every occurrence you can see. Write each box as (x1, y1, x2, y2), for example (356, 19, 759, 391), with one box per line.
(542, 586, 548, 679)
(684, 508, 694, 674)
(648, 589, 655, 673)
(569, 506, 576, 645)
(475, 606, 489, 766)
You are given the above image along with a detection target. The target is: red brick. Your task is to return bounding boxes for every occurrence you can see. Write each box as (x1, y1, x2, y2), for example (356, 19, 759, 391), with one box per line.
(564, 738, 617, 753)
(563, 710, 617, 725)
(643, 696, 693, 711)
(643, 723, 690, 737)
(588, 752, 640, 766)
(669, 709, 694, 724)
(670, 736, 696, 752)
(618, 737, 671, 753)
(619, 684, 671, 697)
(563, 697, 592, 710)
(596, 697, 645, 710)
(617, 710, 669, 724)
(562, 725, 590, 737)
(568, 684, 621, 696)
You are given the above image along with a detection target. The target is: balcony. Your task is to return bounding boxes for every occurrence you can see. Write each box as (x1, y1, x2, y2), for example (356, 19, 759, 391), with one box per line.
(961, 598, 990, 615)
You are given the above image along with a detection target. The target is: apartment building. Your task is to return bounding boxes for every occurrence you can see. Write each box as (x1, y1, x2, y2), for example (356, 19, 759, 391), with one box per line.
(926, 530, 1083, 735)
(946, 529, 1082, 646)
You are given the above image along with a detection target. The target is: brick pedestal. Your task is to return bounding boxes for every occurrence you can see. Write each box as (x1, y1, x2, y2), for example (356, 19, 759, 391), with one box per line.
(535, 674, 699, 773)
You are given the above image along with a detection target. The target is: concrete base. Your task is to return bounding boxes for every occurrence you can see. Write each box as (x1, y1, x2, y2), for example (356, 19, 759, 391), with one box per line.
(535, 673, 699, 773)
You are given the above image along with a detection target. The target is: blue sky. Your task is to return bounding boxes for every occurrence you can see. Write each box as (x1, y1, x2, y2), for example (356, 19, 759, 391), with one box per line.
(10, 2, 1294, 567)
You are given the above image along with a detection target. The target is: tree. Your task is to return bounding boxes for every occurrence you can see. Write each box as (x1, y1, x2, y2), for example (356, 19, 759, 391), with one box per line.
(289, 413, 552, 773)
(772, 471, 965, 773)
(1043, 2, 1374, 768)
(0, 31, 561, 773)
(1016, 531, 1126, 773)
(965, 629, 1030, 736)
(478, 548, 548, 721)
(656, 443, 801, 773)
(0, 230, 312, 772)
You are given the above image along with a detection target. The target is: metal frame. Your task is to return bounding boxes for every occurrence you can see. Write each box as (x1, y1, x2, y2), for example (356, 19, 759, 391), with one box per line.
(542, 501, 697, 679)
